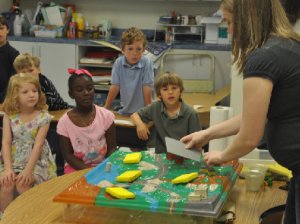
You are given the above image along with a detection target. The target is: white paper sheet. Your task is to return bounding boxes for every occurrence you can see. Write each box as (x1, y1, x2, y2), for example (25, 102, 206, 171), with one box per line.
(165, 137, 201, 161)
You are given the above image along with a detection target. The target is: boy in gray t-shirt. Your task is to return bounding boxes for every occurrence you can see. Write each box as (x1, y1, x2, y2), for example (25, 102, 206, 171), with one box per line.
(131, 72, 201, 162)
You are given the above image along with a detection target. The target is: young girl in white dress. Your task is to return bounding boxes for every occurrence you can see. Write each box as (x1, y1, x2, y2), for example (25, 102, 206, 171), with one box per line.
(0, 73, 56, 214)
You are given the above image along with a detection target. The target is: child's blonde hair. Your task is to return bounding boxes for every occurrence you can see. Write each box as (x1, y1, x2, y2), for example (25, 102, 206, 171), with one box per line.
(121, 27, 147, 50)
(1, 73, 47, 115)
(13, 53, 40, 71)
(154, 72, 184, 97)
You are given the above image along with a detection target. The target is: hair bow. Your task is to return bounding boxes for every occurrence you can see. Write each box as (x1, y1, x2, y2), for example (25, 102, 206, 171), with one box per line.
(68, 68, 93, 77)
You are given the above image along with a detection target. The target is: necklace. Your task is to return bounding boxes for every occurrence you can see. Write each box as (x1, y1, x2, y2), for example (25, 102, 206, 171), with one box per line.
(72, 107, 96, 127)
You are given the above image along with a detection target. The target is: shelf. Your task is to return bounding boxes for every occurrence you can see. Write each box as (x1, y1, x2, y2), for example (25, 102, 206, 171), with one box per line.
(93, 75, 111, 82)
(94, 84, 111, 91)
(156, 23, 204, 43)
(78, 45, 118, 75)
(172, 32, 202, 35)
(79, 63, 113, 68)
(157, 22, 204, 27)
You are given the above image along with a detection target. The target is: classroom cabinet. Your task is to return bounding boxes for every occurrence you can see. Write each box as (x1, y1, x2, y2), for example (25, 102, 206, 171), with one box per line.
(77, 44, 118, 87)
(155, 23, 205, 44)
(10, 40, 37, 56)
(158, 49, 231, 93)
(9, 41, 76, 105)
(77, 44, 121, 107)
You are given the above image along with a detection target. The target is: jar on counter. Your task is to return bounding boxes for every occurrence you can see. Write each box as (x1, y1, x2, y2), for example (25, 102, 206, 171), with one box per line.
(188, 16, 196, 25)
(92, 26, 99, 39)
(76, 13, 85, 38)
(84, 26, 99, 39)
(176, 16, 182, 25)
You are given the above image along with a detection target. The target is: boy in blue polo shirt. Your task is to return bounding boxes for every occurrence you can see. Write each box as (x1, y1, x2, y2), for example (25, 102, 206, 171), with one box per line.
(104, 27, 154, 115)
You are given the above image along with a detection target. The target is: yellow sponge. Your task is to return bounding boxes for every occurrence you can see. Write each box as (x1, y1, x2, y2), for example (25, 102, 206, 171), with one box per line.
(172, 172, 198, 184)
(267, 163, 292, 180)
(116, 170, 142, 182)
(106, 187, 135, 199)
(123, 152, 142, 164)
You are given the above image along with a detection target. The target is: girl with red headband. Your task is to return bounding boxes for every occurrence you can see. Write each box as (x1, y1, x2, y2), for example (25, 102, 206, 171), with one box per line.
(56, 69, 116, 173)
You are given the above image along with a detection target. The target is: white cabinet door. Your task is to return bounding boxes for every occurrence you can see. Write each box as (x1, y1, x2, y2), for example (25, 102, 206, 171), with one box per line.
(37, 42, 76, 105)
(9, 41, 76, 105)
(9, 40, 36, 55)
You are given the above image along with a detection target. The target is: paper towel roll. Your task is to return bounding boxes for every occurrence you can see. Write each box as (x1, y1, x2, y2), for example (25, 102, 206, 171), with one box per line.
(210, 106, 231, 126)
(209, 106, 233, 151)
(227, 107, 234, 145)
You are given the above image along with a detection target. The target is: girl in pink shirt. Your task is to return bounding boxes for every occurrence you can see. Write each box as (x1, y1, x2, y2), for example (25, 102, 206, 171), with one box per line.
(57, 69, 116, 174)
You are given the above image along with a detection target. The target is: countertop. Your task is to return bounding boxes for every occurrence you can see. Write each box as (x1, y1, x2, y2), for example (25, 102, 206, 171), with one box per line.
(8, 35, 231, 51)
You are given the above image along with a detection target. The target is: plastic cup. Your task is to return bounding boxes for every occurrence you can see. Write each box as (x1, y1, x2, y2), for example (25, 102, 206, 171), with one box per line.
(244, 169, 265, 192)
(248, 164, 267, 174)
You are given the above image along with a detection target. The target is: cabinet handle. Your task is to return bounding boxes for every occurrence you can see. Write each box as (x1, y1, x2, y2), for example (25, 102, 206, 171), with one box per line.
(193, 55, 203, 66)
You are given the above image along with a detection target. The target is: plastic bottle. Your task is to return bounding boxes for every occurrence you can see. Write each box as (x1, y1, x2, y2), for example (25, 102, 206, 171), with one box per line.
(13, 6, 22, 36)
(76, 13, 85, 38)
(21, 14, 30, 35)
(69, 18, 76, 39)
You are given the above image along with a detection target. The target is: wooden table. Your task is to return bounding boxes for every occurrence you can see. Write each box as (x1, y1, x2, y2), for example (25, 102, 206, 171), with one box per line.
(0, 107, 150, 150)
(182, 85, 230, 127)
(0, 168, 287, 224)
(49, 108, 137, 127)
(231, 180, 287, 223)
(46, 86, 230, 149)
(1, 85, 229, 127)
(38, 84, 230, 147)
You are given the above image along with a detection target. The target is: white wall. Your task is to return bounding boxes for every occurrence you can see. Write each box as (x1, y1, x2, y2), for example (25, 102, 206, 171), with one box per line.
(229, 63, 243, 116)
(18, 0, 220, 29)
(294, 19, 300, 33)
(0, 0, 11, 12)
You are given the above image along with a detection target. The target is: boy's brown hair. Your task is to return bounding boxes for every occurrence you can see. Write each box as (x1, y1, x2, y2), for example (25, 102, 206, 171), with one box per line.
(154, 72, 184, 97)
(13, 53, 40, 71)
(1, 73, 47, 115)
(121, 27, 147, 50)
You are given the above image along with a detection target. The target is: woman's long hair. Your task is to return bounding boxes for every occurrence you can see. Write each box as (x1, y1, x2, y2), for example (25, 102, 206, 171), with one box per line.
(221, 0, 300, 73)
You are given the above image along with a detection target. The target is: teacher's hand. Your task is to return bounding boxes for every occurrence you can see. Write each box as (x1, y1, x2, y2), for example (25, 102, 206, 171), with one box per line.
(180, 130, 210, 149)
(204, 151, 223, 166)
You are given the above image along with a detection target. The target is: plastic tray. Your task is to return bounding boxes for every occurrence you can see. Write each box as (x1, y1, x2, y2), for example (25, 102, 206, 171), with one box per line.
(34, 30, 57, 38)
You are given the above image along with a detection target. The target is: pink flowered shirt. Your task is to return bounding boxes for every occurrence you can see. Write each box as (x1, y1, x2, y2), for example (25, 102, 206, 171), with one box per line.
(57, 105, 114, 173)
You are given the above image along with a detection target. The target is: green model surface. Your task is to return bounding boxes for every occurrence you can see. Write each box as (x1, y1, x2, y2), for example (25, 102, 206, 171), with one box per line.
(80, 150, 241, 217)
